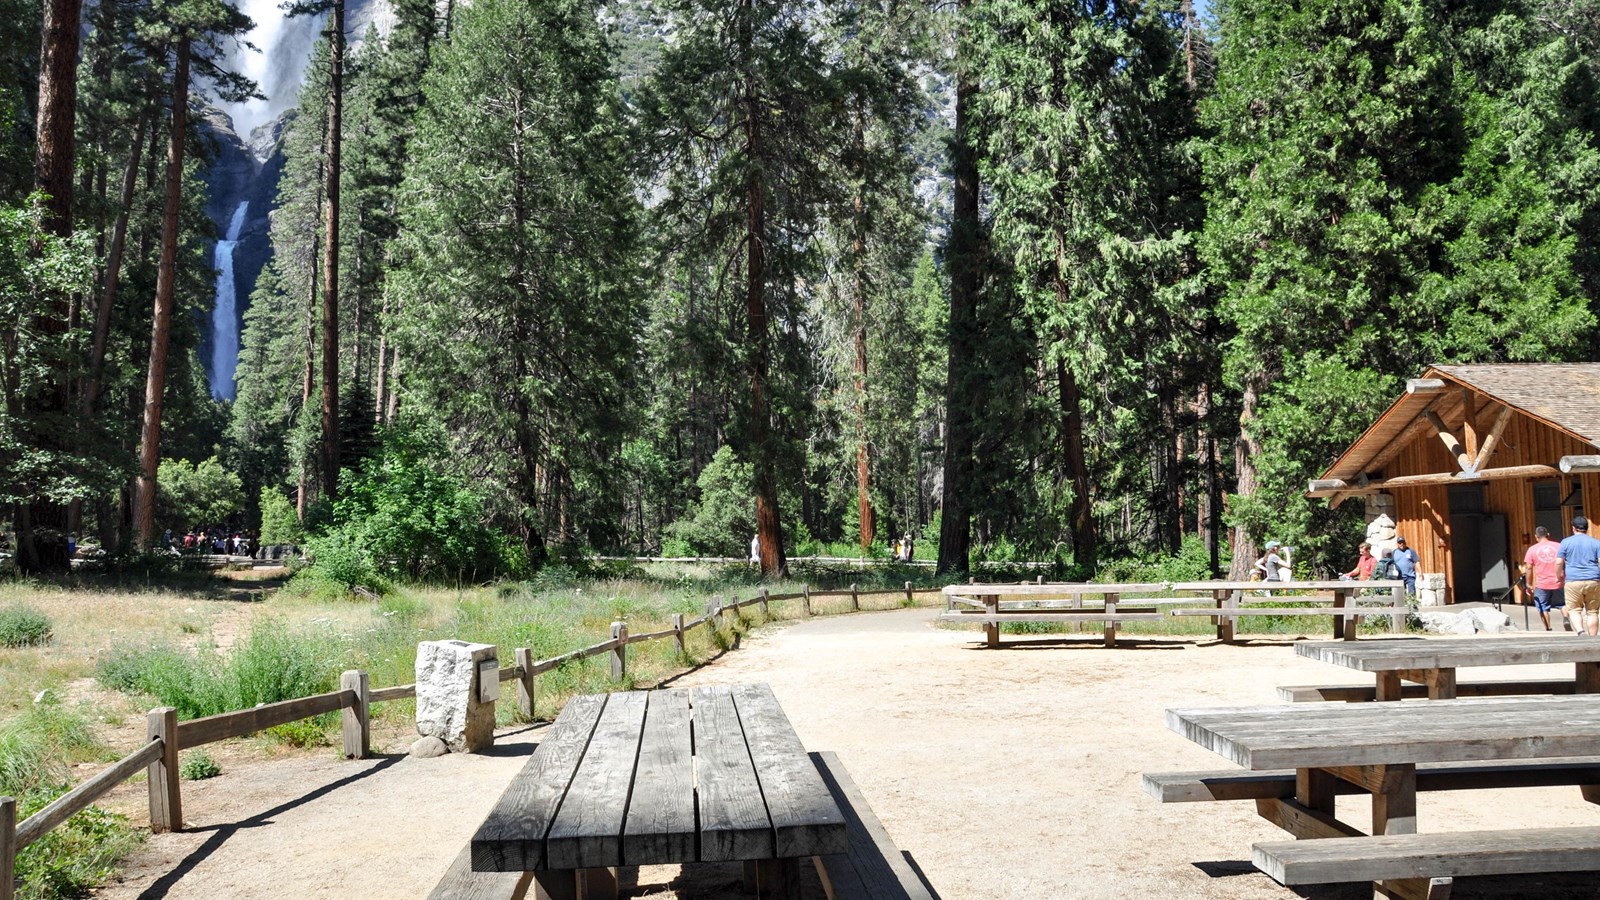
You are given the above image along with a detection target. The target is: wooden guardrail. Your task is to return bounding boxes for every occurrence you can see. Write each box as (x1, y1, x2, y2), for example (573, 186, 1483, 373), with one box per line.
(0, 579, 941, 899)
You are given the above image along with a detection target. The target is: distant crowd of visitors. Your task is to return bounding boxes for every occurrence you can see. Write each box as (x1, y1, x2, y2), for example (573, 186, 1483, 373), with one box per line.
(1516, 516, 1600, 635)
(162, 528, 255, 557)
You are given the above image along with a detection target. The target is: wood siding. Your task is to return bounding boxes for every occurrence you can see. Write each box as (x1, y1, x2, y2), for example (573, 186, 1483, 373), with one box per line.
(1383, 399, 1597, 604)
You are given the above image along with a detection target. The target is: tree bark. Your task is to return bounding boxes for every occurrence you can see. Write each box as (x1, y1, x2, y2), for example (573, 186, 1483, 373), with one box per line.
(938, 7, 979, 575)
(1227, 372, 1266, 581)
(741, 0, 785, 578)
(851, 108, 872, 551)
(34, 0, 81, 236)
(1057, 355, 1096, 575)
(131, 39, 190, 550)
(319, 0, 345, 503)
(84, 112, 148, 415)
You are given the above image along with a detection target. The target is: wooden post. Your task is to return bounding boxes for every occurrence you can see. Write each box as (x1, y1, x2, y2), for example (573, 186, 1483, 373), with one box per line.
(984, 595, 999, 649)
(1334, 589, 1353, 641)
(850, 582, 859, 611)
(147, 707, 181, 833)
(671, 614, 685, 656)
(759, 587, 769, 619)
(340, 669, 369, 759)
(708, 597, 721, 632)
(0, 796, 14, 900)
(802, 585, 812, 617)
(904, 580, 913, 605)
(1392, 583, 1407, 634)
(1036, 575, 1044, 585)
(515, 648, 535, 720)
(610, 622, 627, 681)
(1103, 593, 1118, 648)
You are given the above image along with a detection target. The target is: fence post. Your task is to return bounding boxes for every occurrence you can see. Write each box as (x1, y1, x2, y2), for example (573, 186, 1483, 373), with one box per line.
(850, 583, 859, 612)
(1037, 575, 1044, 585)
(340, 670, 370, 760)
(516, 648, 535, 720)
(905, 581, 914, 605)
(672, 614, 685, 656)
(611, 622, 628, 681)
(709, 596, 722, 631)
(802, 585, 812, 617)
(147, 707, 181, 833)
(0, 796, 14, 900)
(759, 587, 770, 619)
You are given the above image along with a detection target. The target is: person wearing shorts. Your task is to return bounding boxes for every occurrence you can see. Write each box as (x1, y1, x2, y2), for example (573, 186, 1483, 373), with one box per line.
(1522, 526, 1566, 631)
(1558, 516, 1600, 635)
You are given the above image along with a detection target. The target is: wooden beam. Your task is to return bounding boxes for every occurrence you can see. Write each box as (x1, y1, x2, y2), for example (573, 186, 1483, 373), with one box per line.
(1314, 465, 1563, 498)
(1474, 404, 1514, 472)
(1560, 455, 1600, 474)
(1309, 479, 1348, 493)
(1425, 410, 1474, 474)
(1364, 409, 1440, 478)
(1461, 391, 1479, 464)
(1407, 378, 1445, 394)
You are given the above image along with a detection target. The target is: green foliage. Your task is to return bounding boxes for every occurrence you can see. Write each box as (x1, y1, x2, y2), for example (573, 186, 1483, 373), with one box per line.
(264, 715, 331, 748)
(0, 604, 51, 647)
(302, 422, 526, 586)
(180, 750, 221, 780)
(664, 447, 754, 558)
(96, 619, 338, 719)
(1099, 536, 1226, 585)
(157, 456, 246, 530)
(257, 486, 303, 545)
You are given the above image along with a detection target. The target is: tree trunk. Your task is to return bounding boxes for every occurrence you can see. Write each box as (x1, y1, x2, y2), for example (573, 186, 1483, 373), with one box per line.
(84, 112, 147, 414)
(34, 0, 81, 236)
(741, 0, 785, 578)
(1227, 372, 1266, 581)
(938, 11, 979, 575)
(851, 109, 872, 552)
(374, 298, 388, 424)
(1057, 355, 1096, 575)
(131, 39, 190, 550)
(320, 0, 344, 501)
(297, 239, 317, 521)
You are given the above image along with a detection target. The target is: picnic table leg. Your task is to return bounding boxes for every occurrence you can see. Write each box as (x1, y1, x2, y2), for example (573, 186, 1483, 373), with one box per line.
(1425, 668, 1456, 700)
(1368, 764, 1448, 900)
(755, 858, 802, 900)
(534, 871, 577, 900)
(576, 867, 619, 900)
(1577, 661, 1600, 694)
(1104, 593, 1118, 648)
(1334, 589, 1356, 641)
(1216, 590, 1235, 643)
(1376, 671, 1403, 702)
(983, 596, 999, 648)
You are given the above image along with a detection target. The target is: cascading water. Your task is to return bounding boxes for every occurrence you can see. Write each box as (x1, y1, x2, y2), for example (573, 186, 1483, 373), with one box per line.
(210, 201, 250, 400)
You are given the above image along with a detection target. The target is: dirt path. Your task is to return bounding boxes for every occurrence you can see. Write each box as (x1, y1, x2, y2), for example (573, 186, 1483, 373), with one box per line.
(96, 609, 1600, 899)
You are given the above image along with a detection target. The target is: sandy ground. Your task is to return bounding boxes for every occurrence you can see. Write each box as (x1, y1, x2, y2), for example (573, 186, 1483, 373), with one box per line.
(93, 608, 1600, 899)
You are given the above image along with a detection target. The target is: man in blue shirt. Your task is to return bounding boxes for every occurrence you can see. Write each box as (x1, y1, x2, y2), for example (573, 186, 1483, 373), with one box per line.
(1391, 536, 1419, 595)
(1558, 516, 1600, 635)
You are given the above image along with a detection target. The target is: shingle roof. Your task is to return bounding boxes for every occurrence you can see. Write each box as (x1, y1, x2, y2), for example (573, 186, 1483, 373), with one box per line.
(1432, 364, 1600, 444)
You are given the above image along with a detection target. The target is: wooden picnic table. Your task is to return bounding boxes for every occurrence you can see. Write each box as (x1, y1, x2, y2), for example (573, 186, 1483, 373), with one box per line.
(1167, 694, 1600, 899)
(470, 683, 846, 900)
(1295, 635, 1600, 700)
(1167, 579, 1408, 642)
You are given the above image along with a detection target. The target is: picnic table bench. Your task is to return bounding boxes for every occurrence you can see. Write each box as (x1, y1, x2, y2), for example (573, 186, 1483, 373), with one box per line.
(940, 582, 1167, 648)
(1283, 635, 1600, 702)
(465, 683, 846, 900)
(1166, 580, 1409, 642)
(1154, 694, 1600, 899)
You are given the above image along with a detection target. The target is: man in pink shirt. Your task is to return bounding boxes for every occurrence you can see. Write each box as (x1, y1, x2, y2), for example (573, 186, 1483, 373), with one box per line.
(1521, 525, 1567, 631)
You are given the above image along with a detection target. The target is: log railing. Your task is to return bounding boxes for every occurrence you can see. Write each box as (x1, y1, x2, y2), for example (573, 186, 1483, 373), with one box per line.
(0, 578, 944, 899)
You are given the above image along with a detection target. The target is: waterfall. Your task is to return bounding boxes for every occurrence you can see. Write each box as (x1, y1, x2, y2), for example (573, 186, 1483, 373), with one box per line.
(220, 0, 323, 139)
(210, 201, 250, 400)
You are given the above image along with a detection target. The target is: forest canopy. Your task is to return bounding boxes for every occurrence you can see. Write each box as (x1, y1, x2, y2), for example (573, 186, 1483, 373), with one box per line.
(3, 0, 1599, 582)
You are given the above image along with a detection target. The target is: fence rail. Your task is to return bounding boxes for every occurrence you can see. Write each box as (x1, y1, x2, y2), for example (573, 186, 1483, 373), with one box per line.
(0, 578, 946, 900)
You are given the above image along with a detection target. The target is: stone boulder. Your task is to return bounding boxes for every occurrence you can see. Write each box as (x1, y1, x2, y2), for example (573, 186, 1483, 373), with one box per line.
(415, 640, 498, 753)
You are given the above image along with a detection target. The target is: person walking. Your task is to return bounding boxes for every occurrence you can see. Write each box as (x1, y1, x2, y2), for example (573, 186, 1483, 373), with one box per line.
(1521, 526, 1566, 631)
(1391, 536, 1419, 595)
(1558, 516, 1600, 635)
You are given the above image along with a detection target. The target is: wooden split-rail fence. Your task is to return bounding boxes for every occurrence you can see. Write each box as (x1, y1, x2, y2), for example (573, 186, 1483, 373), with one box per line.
(0, 580, 941, 900)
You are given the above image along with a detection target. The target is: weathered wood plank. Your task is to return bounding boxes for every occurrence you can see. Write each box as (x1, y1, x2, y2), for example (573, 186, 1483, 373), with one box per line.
(692, 686, 774, 862)
(1277, 679, 1578, 702)
(1169, 607, 1408, 617)
(428, 843, 532, 900)
(1146, 758, 1600, 802)
(1296, 636, 1600, 672)
(473, 693, 608, 872)
(621, 690, 695, 866)
(810, 752, 933, 900)
(1254, 797, 1364, 841)
(733, 684, 847, 858)
(1169, 695, 1600, 770)
(1253, 826, 1600, 885)
(546, 691, 648, 870)
(176, 689, 352, 746)
(16, 738, 163, 849)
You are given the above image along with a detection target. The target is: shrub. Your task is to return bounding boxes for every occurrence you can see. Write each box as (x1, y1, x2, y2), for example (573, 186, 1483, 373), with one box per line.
(180, 751, 221, 780)
(663, 447, 754, 557)
(258, 487, 303, 545)
(156, 456, 245, 531)
(0, 605, 51, 647)
(266, 715, 331, 748)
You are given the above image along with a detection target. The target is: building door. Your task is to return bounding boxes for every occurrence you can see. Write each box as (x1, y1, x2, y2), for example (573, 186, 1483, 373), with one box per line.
(1534, 481, 1565, 539)
(1449, 483, 1509, 603)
